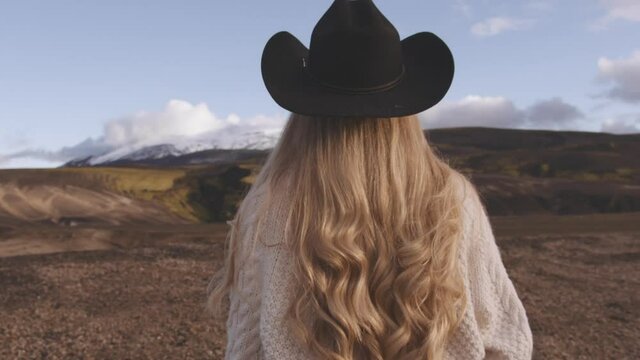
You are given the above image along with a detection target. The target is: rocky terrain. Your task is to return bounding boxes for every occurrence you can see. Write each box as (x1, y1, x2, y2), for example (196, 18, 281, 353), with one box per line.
(1, 214, 639, 359)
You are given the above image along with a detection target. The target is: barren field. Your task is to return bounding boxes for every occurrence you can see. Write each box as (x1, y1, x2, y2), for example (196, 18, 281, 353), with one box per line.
(1, 213, 639, 359)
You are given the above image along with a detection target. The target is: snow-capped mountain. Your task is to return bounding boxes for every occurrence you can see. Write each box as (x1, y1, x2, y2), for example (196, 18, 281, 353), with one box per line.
(62, 129, 281, 167)
(119, 144, 186, 161)
(225, 130, 281, 150)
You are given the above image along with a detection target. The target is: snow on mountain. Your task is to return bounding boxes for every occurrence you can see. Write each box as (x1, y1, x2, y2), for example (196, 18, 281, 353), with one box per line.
(118, 144, 185, 161)
(225, 130, 281, 150)
(65, 128, 282, 166)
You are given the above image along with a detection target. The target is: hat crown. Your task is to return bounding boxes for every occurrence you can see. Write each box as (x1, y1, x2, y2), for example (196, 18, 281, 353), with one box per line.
(308, 0, 404, 92)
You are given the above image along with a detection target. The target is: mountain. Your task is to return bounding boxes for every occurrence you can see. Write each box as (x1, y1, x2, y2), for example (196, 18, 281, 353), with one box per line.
(63, 127, 640, 178)
(116, 144, 186, 161)
(62, 148, 269, 168)
(34, 126, 640, 218)
(63, 156, 94, 167)
(62, 130, 281, 168)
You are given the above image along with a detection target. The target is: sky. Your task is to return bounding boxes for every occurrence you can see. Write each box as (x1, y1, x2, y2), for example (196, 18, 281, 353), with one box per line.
(0, 0, 639, 169)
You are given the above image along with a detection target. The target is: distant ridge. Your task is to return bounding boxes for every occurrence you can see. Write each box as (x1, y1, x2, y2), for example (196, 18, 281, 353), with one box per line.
(62, 127, 640, 171)
(62, 148, 270, 168)
(51, 127, 640, 217)
(61, 129, 280, 167)
(426, 126, 640, 151)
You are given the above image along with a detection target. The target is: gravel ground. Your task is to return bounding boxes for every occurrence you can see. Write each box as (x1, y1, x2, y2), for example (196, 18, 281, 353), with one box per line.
(0, 219, 638, 359)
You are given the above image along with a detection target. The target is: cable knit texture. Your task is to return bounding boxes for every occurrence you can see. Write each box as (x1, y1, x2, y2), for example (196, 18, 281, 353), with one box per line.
(224, 173, 533, 360)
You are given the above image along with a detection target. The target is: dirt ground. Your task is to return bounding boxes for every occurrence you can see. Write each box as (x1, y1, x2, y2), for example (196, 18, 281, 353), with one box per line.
(1, 213, 639, 359)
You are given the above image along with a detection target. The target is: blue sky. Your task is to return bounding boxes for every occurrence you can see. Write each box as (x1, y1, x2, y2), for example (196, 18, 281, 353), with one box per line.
(1, 0, 639, 168)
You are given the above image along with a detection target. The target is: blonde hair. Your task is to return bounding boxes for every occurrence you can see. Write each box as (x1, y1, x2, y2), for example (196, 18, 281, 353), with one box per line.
(207, 113, 467, 359)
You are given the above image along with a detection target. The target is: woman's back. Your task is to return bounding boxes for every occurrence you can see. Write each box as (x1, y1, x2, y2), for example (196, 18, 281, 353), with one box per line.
(208, 1, 533, 358)
(223, 171, 532, 360)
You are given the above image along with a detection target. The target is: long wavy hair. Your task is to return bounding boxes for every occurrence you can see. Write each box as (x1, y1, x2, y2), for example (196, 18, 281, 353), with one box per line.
(207, 113, 467, 359)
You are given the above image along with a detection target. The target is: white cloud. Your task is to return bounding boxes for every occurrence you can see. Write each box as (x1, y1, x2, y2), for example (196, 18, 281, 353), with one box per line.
(422, 96, 526, 128)
(0, 156, 60, 170)
(594, 0, 640, 28)
(421, 96, 584, 130)
(0, 99, 287, 167)
(3, 137, 114, 165)
(471, 17, 535, 37)
(597, 50, 640, 103)
(601, 115, 640, 134)
(103, 100, 236, 147)
(453, 0, 472, 18)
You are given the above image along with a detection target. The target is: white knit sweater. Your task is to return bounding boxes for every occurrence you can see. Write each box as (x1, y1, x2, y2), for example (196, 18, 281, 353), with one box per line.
(224, 173, 533, 359)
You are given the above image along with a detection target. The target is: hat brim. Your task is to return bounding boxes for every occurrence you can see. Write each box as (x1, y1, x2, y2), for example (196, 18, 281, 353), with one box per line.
(261, 31, 454, 118)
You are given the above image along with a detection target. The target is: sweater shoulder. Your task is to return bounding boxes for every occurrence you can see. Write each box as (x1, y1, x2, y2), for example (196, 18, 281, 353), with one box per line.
(449, 171, 488, 248)
(450, 170, 485, 222)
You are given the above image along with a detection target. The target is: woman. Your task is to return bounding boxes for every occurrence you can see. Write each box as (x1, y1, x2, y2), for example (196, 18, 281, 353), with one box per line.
(208, 1, 533, 359)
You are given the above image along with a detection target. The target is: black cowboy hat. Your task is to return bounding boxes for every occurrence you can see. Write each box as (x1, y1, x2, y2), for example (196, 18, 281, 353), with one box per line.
(261, 0, 455, 118)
